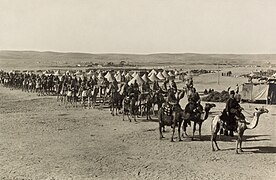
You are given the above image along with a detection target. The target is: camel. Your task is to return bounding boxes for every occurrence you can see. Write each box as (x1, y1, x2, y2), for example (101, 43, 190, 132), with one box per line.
(158, 90, 185, 142)
(211, 107, 269, 153)
(122, 96, 138, 122)
(108, 84, 125, 116)
(151, 91, 165, 116)
(138, 92, 153, 120)
(183, 103, 216, 140)
(158, 105, 185, 142)
(87, 85, 99, 109)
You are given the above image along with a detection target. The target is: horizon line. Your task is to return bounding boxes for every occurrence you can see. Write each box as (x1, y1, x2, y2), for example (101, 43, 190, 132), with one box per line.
(1, 49, 276, 55)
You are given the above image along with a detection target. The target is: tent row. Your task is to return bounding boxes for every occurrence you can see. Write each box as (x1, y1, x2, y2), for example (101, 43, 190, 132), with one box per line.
(49, 69, 180, 83)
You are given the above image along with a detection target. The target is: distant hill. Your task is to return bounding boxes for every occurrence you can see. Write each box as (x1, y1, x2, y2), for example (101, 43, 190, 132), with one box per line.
(0, 50, 275, 70)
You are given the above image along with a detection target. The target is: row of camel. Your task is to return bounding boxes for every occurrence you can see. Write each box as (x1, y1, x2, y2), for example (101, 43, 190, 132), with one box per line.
(156, 92, 269, 153)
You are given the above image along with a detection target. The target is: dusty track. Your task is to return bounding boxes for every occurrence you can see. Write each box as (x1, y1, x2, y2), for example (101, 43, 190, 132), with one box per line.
(0, 86, 275, 179)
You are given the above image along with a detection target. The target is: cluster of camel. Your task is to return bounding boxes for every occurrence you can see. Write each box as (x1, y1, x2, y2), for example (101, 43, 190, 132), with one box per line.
(0, 70, 269, 153)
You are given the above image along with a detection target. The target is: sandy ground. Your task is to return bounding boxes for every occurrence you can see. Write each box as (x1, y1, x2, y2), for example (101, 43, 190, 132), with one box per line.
(0, 74, 275, 179)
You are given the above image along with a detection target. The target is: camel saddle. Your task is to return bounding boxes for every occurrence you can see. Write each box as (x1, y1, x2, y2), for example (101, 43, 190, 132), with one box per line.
(163, 103, 173, 116)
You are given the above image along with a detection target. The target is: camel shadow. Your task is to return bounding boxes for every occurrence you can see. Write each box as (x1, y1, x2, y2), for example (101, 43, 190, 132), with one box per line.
(242, 146, 276, 153)
(191, 134, 271, 142)
(139, 117, 160, 123)
(242, 135, 271, 142)
(190, 135, 236, 142)
(222, 146, 276, 154)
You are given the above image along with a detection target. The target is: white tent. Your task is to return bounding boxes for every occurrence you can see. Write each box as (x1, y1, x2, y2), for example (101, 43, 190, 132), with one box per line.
(116, 70, 121, 75)
(174, 70, 180, 76)
(125, 72, 133, 81)
(162, 70, 170, 78)
(131, 71, 138, 77)
(91, 74, 97, 80)
(104, 71, 115, 82)
(128, 74, 144, 86)
(168, 71, 175, 77)
(98, 72, 104, 80)
(87, 70, 93, 76)
(42, 70, 48, 75)
(156, 71, 165, 80)
(148, 69, 157, 76)
(65, 70, 70, 75)
(54, 70, 61, 76)
(148, 73, 159, 82)
(142, 73, 151, 83)
(75, 70, 82, 75)
(115, 72, 123, 82)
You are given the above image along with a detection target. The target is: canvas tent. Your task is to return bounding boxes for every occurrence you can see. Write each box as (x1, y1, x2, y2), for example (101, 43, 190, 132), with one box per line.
(240, 83, 276, 104)
(104, 71, 115, 82)
(148, 73, 159, 82)
(54, 70, 61, 76)
(125, 72, 133, 81)
(128, 74, 144, 86)
(75, 70, 82, 75)
(168, 71, 175, 77)
(162, 70, 170, 79)
(131, 71, 138, 77)
(142, 73, 151, 83)
(91, 74, 97, 80)
(156, 71, 165, 80)
(148, 69, 157, 76)
(87, 70, 93, 76)
(115, 72, 123, 82)
(97, 72, 104, 80)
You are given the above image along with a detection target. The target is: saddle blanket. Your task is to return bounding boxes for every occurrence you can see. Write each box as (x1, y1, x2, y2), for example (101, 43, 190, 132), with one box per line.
(163, 104, 172, 116)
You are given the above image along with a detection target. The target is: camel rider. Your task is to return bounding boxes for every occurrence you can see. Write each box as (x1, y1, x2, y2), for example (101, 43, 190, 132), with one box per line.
(141, 82, 147, 92)
(128, 84, 134, 97)
(189, 78, 194, 89)
(110, 80, 119, 93)
(123, 82, 129, 95)
(101, 78, 109, 97)
(185, 88, 203, 120)
(153, 80, 160, 92)
(161, 79, 169, 93)
(167, 88, 178, 105)
(170, 79, 177, 92)
(133, 80, 139, 90)
(224, 90, 244, 136)
(144, 81, 151, 93)
(133, 84, 140, 101)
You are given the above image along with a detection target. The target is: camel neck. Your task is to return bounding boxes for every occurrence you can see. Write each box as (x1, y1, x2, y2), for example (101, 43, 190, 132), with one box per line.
(246, 112, 260, 129)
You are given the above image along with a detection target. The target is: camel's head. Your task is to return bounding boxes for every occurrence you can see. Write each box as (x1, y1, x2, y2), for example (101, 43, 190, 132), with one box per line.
(204, 103, 216, 112)
(254, 107, 269, 115)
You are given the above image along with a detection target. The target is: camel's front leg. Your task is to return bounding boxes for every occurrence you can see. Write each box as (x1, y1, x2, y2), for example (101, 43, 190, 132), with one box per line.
(199, 123, 202, 141)
(115, 107, 118, 115)
(111, 106, 115, 116)
(159, 123, 164, 139)
(182, 120, 189, 138)
(212, 133, 220, 151)
(128, 113, 131, 122)
(171, 122, 176, 142)
(236, 129, 244, 153)
(211, 134, 215, 151)
(178, 121, 182, 141)
(192, 122, 196, 141)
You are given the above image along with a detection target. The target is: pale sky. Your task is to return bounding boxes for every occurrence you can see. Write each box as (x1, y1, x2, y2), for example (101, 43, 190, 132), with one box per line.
(0, 0, 275, 54)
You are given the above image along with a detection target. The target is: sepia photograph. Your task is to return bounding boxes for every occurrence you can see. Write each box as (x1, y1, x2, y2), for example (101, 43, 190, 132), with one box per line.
(0, 0, 275, 179)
